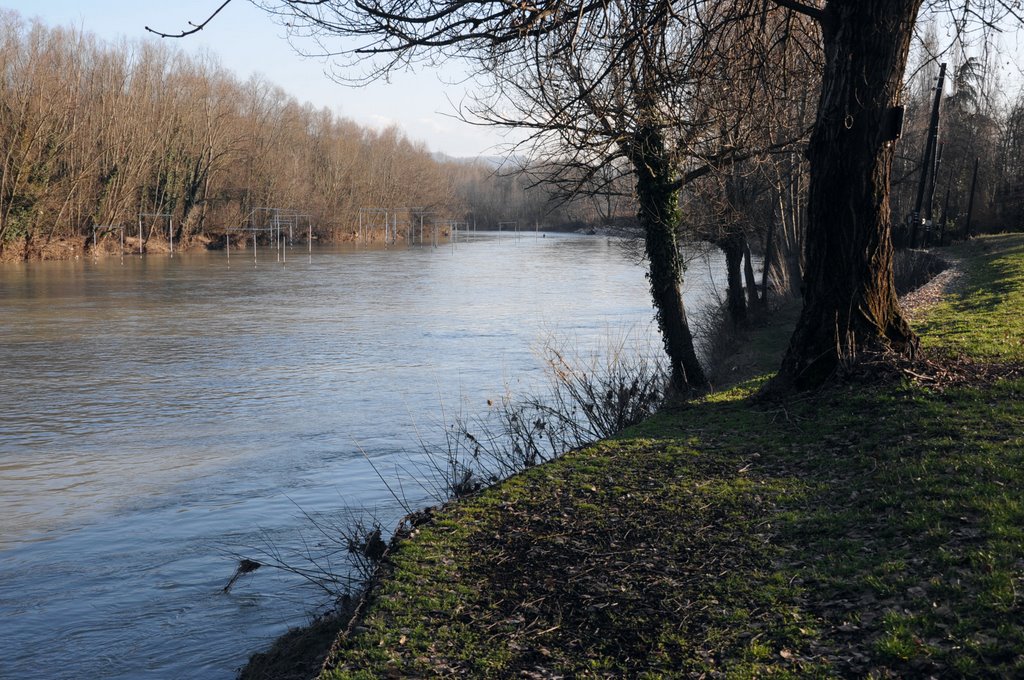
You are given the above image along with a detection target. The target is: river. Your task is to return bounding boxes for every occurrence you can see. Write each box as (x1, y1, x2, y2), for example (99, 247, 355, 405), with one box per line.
(0, 233, 729, 679)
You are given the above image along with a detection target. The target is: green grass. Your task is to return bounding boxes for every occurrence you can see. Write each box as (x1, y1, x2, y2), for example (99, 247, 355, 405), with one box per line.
(320, 234, 1024, 679)
(916, 234, 1024, 360)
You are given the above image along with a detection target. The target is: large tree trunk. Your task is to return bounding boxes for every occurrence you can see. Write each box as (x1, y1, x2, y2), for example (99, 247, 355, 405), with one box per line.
(761, 210, 776, 305)
(720, 231, 748, 326)
(631, 125, 707, 392)
(776, 0, 922, 389)
(743, 239, 760, 308)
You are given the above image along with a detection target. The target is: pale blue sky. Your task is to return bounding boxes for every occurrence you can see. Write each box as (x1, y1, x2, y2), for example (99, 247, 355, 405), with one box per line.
(4, 2, 1021, 158)
(0, 0, 504, 158)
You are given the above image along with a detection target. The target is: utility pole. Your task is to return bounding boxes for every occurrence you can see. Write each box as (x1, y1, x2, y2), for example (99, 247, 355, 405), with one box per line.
(939, 179, 951, 247)
(912, 62, 946, 248)
(924, 142, 944, 246)
(963, 157, 980, 240)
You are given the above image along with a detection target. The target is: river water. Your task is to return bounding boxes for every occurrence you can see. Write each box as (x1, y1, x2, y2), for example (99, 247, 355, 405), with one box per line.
(0, 233, 728, 679)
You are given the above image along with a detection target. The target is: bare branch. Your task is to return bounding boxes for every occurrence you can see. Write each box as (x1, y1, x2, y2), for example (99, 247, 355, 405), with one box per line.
(769, 0, 824, 23)
(671, 129, 812, 191)
(145, 0, 235, 38)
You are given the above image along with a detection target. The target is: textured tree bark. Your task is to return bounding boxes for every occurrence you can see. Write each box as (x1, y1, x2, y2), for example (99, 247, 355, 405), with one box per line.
(631, 125, 708, 392)
(721, 231, 747, 326)
(776, 0, 922, 389)
(743, 239, 760, 308)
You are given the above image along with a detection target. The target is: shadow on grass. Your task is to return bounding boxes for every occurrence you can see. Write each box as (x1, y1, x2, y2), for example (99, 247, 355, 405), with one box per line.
(938, 237, 1024, 310)
(323, 375, 1024, 678)
(321, 235, 1024, 679)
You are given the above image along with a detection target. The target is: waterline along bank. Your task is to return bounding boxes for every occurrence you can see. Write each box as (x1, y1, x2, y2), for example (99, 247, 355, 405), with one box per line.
(305, 235, 1024, 679)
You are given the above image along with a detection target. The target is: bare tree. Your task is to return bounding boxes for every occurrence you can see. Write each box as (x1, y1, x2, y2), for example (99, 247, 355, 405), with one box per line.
(770, 1, 1019, 387)
(0, 11, 482, 259)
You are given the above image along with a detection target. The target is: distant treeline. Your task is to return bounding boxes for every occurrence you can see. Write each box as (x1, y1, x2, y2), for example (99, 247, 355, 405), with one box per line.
(0, 11, 621, 260)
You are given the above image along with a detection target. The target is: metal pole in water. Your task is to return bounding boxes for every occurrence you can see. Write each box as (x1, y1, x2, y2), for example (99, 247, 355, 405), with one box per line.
(253, 232, 257, 267)
(169, 218, 173, 257)
(139, 216, 143, 255)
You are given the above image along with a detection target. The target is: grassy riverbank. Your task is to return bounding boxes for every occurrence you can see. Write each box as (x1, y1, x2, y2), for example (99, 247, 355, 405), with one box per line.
(314, 234, 1024, 678)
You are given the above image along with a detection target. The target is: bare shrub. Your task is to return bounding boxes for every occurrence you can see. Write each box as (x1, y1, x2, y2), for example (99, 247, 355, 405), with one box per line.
(691, 300, 733, 384)
(427, 329, 668, 498)
(226, 505, 389, 606)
